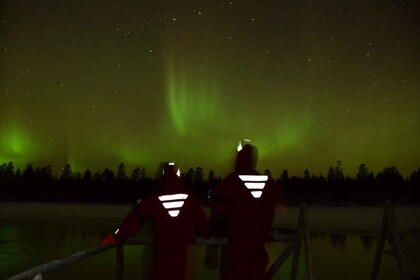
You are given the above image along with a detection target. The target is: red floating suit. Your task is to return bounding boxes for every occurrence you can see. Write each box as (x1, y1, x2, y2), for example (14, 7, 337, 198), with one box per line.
(100, 163, 210, 280)
(211, 143, 284, 280)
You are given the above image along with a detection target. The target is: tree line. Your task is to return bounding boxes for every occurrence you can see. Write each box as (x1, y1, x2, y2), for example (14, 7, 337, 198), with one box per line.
(0, 161, 419, 205)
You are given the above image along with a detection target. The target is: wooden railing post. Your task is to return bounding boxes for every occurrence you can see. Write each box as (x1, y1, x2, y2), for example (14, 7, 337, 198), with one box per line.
(370, 201, 410, 280)
(265, 203, 314, 280)
(302, 203, 315, 280)
(116, 245, 124, 280)
(290, 205, 303, 280)
(265, 239, 295, 279)
(386, 203, 410, 280)
(370, 202, 389, 280)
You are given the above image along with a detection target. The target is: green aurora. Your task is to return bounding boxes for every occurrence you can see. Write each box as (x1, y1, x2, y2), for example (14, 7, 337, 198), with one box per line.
(0, 1, 419, 177)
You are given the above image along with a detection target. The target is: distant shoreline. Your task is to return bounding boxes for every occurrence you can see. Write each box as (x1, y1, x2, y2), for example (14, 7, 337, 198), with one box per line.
(1, 201, 420, 236)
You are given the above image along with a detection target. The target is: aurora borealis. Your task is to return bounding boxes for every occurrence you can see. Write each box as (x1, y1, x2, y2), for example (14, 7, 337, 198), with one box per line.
(0, 1, 419, 178)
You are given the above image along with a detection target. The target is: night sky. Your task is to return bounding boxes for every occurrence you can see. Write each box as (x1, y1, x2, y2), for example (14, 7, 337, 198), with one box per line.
(0, 1, 419, 178)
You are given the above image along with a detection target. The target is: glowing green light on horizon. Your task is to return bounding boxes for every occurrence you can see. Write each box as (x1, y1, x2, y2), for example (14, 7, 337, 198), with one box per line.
(0, 125, 41, 171)
(9, 132, 24, 154)
(0, 126, 33, 158)
(118, 145, 151, 167)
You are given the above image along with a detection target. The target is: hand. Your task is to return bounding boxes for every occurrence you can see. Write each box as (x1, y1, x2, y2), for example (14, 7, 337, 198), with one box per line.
(204, 245, 219, 270)
(98, 235, 118, 246)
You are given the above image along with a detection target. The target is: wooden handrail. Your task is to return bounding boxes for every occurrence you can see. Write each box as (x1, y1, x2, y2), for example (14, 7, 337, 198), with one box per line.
(7, 203, 314, 280)
(8, 200, 415, 280)
(7, 243, 117, 280)
(7, 235, 294, 280)
(116, 245, 124, 280)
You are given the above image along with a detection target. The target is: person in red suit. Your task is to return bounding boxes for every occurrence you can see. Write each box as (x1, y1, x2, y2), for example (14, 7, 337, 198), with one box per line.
(206, 141, 284, 280)
(99, 162, 210, 280)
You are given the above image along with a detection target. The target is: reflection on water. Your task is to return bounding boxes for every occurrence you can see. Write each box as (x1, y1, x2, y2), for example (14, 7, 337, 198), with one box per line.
(360, 235, 376, 251)
(2, 225, 419, 280)
(2, 210, 420, 279)
(329, 233, 347, 253)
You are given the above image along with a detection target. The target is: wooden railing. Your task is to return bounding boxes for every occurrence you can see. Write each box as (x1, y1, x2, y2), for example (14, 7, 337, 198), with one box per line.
(7, 204, 314, 280)
(370, 201, 410, 280)
(7, 243, 117, 280)
(266, 202, 315, 280)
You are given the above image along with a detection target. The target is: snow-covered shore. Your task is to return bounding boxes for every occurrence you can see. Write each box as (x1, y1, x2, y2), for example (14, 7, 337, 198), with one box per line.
(1, 202, 419, 235)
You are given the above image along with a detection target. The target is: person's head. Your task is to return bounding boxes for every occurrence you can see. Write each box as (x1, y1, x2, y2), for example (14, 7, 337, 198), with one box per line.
(235, 142, 258, 172)
(162, 162, 180, 178)
(160, 162, 182, 191)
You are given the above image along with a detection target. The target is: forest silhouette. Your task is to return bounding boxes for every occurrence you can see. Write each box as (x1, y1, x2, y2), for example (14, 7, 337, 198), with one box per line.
(0, 161, 419, 205)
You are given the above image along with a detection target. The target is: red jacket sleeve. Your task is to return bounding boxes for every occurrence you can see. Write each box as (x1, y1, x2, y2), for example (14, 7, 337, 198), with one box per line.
(114, 203, 148, 243)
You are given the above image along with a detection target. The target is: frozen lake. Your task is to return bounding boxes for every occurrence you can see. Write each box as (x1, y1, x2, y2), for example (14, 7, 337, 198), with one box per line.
(1, 202, 420, 279)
